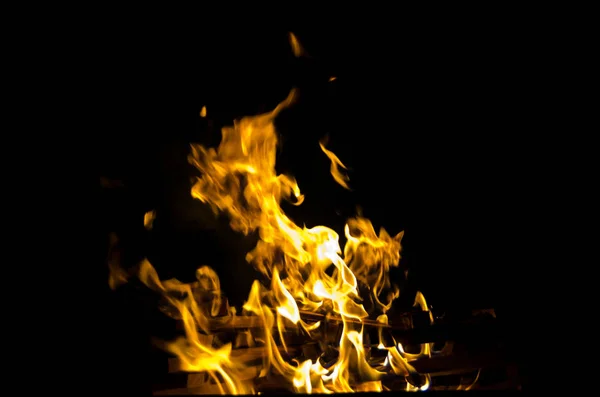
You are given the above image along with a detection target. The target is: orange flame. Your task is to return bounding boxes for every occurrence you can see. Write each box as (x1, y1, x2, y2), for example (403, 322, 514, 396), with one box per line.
(288, 32, 306, 58)
(144, 210, 155, 230)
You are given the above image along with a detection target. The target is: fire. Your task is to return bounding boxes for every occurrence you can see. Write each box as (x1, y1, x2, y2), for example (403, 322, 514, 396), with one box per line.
(109, 35, 439, 393)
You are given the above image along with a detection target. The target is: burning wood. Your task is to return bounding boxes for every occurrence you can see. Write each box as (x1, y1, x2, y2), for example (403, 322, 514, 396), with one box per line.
(108, 33, 520, 393)
(157, 300, 514, 393)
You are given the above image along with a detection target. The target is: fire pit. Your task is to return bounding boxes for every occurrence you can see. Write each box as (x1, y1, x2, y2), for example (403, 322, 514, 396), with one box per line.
(102, 32, 523, 394)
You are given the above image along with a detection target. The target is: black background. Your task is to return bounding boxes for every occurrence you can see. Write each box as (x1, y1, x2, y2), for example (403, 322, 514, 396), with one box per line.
(93, 25, 536, 393)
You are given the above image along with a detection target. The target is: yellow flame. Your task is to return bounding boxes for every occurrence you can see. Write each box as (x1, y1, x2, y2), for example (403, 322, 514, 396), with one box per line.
(375, 311, 432, 390)
(412, 291, 434, 358)
(138, 259, 254, 394)
(112, 89, 436, 393)
(186, 89, 410, 392)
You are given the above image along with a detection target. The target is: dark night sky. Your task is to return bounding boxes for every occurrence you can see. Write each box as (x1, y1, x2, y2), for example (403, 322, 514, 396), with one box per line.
(87, 22, 546, 394)
(96, 27, 535, 319)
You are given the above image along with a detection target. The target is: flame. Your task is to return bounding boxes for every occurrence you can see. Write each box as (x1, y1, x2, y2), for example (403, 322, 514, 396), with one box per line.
(200, 106, 207, 118)
(138, 259, 254, 394)
(319, 137, 351, 190)
(288, 32, 306, 57)
(144, 210, 155, 230)
(113, 88, 440, 393)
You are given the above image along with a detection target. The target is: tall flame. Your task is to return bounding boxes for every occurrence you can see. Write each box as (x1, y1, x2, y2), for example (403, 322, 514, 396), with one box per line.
(114, 88, 438, 393)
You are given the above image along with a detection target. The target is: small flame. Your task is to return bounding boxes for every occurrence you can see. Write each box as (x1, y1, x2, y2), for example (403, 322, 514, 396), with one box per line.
(456, 369, 481, 391)
(200, 106, 207, 118)
(319, 137, 351, 190)
(288, 32, 306, 57)
(107, 232, 128, 290)
(144, 210, 155, 230)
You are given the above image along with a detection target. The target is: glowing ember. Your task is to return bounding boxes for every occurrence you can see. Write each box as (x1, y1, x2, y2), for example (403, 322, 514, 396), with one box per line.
(108, 34, 443, 394)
